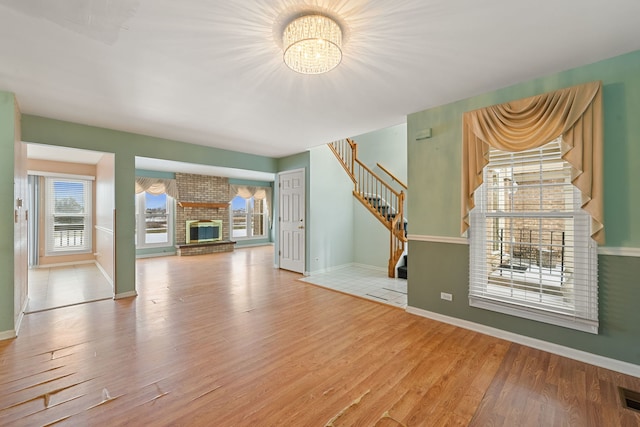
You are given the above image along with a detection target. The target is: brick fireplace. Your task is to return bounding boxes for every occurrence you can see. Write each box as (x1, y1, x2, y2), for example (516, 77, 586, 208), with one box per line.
(175, 173, 235, 255)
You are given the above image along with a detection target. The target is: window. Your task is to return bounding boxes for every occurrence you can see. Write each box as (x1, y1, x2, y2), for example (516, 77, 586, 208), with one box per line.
(135, 192, 174, 247)
(45, 177, 92, 255)
(469, 139, 598, 333)
(231, 196, 266, 239)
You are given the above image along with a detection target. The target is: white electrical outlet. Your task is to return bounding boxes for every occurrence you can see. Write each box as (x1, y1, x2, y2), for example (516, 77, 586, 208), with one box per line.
(440, 292, 453, 301)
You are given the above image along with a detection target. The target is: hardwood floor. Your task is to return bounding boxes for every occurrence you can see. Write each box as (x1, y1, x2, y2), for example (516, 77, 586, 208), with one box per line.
(1, 246, 639, 426)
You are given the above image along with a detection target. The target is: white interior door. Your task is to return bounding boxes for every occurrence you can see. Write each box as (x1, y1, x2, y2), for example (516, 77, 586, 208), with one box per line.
(279, 169, 305, 273)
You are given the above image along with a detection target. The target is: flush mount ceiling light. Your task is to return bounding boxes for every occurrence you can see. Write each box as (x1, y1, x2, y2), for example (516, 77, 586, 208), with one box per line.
(282, 14, 342, 74)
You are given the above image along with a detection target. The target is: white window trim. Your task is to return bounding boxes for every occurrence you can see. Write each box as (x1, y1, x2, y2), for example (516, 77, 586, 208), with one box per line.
(230, 196, 268, 240)
(44, 176, 93, 256)
(135, 192, 175, 249)
(469, 142, 598, 334)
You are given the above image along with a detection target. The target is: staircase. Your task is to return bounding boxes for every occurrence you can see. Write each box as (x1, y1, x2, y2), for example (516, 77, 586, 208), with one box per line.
(398, 254, 408, 279)
(328, 138, 408, 278)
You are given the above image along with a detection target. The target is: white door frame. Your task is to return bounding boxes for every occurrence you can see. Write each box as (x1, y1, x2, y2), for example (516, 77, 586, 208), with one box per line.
(277, 168, 306, 274)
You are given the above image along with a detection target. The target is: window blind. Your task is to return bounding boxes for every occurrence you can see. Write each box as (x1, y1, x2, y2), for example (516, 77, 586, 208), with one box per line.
(45, 177, 92, 254)
(469, 139, 598, 333)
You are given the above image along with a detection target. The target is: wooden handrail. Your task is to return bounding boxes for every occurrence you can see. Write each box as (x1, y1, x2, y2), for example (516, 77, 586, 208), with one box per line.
(354, 159, 403, 198)
(328, 137, 407, 278)
(376, 163, 407, 190)
(327, 142, 356, 184)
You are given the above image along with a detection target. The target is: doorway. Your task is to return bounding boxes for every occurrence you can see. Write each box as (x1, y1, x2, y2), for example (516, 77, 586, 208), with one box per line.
(26, 144, 115, 312)
(278, 168, 305, 273)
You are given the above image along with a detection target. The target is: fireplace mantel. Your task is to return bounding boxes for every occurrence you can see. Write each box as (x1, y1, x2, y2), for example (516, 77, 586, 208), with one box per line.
(178, 201, 228, 209)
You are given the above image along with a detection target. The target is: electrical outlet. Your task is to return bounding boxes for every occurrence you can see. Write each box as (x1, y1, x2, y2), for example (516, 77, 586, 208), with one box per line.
(440, 292, 453, 301)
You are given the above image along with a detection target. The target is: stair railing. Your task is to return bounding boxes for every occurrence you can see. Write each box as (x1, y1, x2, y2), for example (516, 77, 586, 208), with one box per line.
(328, 138, 407, 278)
(376, 163, 408, 190)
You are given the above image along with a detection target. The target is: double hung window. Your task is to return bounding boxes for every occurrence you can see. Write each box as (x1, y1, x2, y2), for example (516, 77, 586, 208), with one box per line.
(135, 192, 174, 247)
(45, 177, 92, 254)
(469, 139, 598, 333)
(231, 196, 267, 239)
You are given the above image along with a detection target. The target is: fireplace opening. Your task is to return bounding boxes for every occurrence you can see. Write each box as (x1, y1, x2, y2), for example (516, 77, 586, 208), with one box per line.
(186, 220, 222, 244)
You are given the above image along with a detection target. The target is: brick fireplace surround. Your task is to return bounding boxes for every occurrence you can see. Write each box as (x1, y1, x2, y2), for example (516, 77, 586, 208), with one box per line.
(175, 173, 235, 256)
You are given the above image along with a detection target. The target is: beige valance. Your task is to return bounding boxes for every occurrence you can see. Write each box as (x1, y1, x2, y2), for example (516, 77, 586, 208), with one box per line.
(462, 81, 604, 243)
(229, 184, 273, 227)
(135, 177, 179, 199)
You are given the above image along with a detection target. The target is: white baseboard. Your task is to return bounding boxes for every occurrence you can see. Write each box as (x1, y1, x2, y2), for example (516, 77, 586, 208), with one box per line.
(1, 298, 30, 340)
(14, 298, 29, 337)
(114, 291, 137, 300)
(406, 306, 640, 378)
(136, 252, 176, 259)
(94, 261, 114, 289)
(0, 329, 16, 340)
(308, 262, 387, 276)
(235, 242, 274, 249)
(35, 259, 95, 268)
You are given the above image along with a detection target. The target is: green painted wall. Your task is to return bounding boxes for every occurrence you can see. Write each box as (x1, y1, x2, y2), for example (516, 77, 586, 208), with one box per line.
(408, 50, 640, 246)
(21, 115, 278, 296)
(352, 123, 407, 186)
(407, 50, 640, 364)
(308, 145, 354, 272)
(351, 123, 408, 268)
(0, 92, 16, 333)
(135, 169, 176, 179)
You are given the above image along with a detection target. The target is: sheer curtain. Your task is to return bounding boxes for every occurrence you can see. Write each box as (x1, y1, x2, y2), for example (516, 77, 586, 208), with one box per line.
(461, 81, 604, 243)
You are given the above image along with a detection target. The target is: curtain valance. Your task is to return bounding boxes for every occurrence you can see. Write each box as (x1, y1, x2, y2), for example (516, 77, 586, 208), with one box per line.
(229, 184, 273, 227)
(462, 81, 604, 243)
(229, 185, 270, 201)
(135, 177, 179, 199)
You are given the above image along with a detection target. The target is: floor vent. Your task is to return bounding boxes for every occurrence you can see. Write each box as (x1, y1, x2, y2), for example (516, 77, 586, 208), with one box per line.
(619, 387, 640, 413)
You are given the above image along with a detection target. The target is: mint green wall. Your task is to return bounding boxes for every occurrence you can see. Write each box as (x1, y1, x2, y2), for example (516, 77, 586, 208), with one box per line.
(408, 50, 640, 246)
(353, 123, 407, 187)
(21, 115, 278, 296)
(308, 145, 354, 272)
(0, 92, 16, 333)
(407, 50, 640, 365)
(353, 201, 388, 269)
(351, 123, 408, 268)
(135, 169, 176, 179)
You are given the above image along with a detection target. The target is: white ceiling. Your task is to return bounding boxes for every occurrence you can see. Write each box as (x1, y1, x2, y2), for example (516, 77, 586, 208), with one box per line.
(3, 0, 640, 159)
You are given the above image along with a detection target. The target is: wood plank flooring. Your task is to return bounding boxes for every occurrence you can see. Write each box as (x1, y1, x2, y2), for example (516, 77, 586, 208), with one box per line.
(1, 246, 639, 426)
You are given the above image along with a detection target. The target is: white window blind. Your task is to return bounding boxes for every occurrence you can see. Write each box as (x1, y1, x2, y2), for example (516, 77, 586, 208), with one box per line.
(45, 177, 92, 254)
(469, 139, 598, 333)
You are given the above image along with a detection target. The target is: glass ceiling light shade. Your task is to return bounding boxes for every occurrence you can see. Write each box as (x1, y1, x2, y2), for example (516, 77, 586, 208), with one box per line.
(283, 14, 342, 74)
